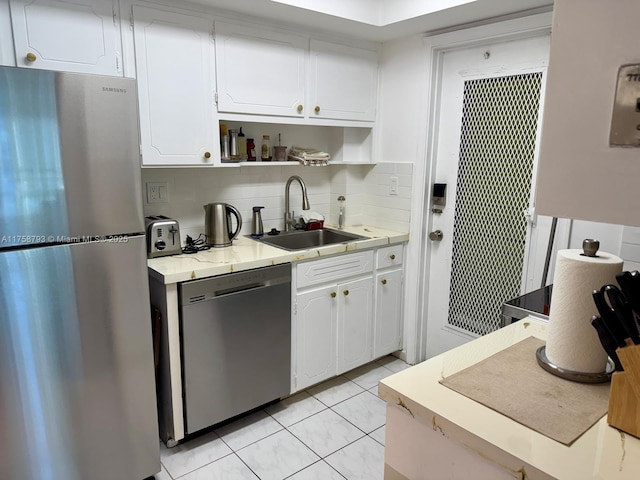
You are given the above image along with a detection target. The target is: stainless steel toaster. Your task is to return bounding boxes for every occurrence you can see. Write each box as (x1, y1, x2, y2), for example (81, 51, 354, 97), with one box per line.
(144, 215, 182, 258)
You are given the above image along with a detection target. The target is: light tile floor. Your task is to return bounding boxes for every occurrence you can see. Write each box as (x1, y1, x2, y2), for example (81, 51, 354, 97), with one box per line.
(155, 356, 409, 480)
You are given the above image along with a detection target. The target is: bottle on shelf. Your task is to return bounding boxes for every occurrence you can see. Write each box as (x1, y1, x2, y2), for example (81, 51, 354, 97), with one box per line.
(247, 138, 256, 161)
(229, 129, 239, 160)
(261, 135, 271, 162)
(238, 127, 247, 160)
(220, 124, 229, 161)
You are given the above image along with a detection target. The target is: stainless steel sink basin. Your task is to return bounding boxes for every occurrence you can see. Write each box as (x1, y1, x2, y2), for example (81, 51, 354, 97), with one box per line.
(252, 228, 366, 251)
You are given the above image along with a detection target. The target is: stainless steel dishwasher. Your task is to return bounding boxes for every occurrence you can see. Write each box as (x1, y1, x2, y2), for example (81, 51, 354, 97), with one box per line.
(180, 264, 291, 434)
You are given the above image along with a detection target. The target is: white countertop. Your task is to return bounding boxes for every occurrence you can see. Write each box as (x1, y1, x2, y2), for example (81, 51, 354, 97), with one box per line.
(379, 318, 640, 479)
(147, 225, 409, 284)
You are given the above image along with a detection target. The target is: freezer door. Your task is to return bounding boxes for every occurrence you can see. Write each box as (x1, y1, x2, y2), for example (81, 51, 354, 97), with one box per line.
(0, 67, 144, 247)
(0, 236, 159, 480)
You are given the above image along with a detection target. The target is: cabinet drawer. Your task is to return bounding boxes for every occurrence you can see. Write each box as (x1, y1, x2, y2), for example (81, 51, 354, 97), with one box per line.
(296, 251, 373, 289)
(376, 245, 403, 269)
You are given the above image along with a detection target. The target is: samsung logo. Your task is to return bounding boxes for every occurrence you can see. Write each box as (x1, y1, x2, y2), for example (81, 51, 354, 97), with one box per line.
(102, 87, 127, 93)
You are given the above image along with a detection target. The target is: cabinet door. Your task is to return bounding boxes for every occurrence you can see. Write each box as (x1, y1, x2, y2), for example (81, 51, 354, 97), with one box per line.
(215, 21, 306, 117)
(374, 268, 403, 358)
(9, 0, 121, 75)
(309, 40, 377, 122)
(133, 6, 217, 166)
(336, 276, 373, 375)
(294, 285, 337, 391)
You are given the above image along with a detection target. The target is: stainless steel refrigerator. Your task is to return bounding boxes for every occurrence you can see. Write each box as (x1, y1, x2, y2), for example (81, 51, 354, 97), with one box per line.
(0, 66, 160, 480)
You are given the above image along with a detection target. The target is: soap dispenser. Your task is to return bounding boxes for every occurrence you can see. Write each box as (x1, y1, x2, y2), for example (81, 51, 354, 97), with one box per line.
(337, 196, 346, 229)
(251, 206, 264, 237)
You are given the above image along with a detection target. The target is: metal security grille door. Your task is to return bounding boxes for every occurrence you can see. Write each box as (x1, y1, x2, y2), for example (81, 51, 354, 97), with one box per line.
(448, 73, 542, 335)
(425, 35, 550, 358)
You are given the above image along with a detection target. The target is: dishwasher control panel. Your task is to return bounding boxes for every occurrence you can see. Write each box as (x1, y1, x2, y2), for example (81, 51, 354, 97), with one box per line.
(180, 263, 291, 305)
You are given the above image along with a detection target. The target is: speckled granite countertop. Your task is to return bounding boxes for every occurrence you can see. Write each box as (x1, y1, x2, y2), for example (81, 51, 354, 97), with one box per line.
(147, 225, 409, 284)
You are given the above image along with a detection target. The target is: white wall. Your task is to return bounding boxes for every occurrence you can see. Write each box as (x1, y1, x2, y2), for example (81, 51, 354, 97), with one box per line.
(620, 227, 640, 271)
(377, 34, 431, 362)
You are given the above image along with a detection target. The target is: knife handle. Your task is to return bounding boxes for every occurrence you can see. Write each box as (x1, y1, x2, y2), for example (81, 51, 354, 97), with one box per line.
(591, 316, 624, 371)
(603, 284, 640, 345)
(617, 270, 640, 321)
(592, 289, 627, 348)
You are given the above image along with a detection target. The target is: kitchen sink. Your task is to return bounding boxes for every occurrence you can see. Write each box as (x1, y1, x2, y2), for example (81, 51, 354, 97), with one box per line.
(252, 228, 366, 251)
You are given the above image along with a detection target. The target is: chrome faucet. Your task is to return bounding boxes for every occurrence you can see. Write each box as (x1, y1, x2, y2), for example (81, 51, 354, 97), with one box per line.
(284, 175, 310, 231)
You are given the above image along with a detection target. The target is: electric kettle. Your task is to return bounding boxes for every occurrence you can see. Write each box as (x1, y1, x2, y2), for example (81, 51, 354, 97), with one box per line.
(203, 203, 242, 247)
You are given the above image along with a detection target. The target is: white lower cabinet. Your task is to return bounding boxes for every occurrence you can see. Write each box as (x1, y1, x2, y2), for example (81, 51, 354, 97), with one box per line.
(294, 284, 337, 391)
(374, 268, 403, 357)
(336, 275, 374, 374)
(292, 246, 404, 393)
(374, 244, 404, 358)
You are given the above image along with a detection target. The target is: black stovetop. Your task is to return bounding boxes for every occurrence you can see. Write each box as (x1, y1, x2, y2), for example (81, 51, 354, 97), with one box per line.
(502, 284, 553, 322)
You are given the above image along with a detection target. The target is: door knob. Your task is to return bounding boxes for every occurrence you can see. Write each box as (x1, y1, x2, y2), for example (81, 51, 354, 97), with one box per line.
(25, 52, 37, 62)
(343, 290, 349, 296)
(429, 230, 443, 241)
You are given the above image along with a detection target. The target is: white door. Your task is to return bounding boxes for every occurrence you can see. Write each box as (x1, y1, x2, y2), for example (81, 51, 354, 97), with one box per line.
(425, 35, 550, 358)
(133, 6, 217, 166)
(10, 0, 121, 75)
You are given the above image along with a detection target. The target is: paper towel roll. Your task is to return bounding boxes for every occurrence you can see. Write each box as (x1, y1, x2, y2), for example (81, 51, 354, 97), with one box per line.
(545, 249, 623, 373)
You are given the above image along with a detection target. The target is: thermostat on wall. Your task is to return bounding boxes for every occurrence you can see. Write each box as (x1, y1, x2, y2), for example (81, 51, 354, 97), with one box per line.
(610, 64, 640, 147)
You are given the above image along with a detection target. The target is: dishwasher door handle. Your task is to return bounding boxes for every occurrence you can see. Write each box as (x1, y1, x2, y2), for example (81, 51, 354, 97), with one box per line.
(213, 282, 266, 297)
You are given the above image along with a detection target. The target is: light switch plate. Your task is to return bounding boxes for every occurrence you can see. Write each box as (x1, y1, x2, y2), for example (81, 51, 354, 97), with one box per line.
(610, 64, 640, 146)
(390, 176, 398, 195)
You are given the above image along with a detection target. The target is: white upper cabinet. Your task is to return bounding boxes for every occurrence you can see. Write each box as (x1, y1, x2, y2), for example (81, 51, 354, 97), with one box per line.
(215, 21, 306, 118)
(308, 40, 377, 122)
(214, 21, 378, 124)
(133, 6, 218, 166)
(9, 0, 121, 75)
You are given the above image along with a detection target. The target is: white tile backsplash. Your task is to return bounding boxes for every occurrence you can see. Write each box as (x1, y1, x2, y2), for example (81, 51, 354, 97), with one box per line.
(141, 162, 413, 245)
(621, 226, 640, 270)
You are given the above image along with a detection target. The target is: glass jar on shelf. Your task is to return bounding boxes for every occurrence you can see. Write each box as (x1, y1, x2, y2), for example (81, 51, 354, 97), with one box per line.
(261, 135, 271, 162)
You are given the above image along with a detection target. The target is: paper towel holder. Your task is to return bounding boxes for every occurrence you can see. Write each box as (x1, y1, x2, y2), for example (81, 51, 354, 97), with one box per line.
(582, 238, 600, 258)
(535, 346, 615, 383)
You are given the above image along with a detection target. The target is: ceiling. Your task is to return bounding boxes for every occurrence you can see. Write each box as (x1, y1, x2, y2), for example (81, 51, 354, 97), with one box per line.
(188, 0, 554, 42)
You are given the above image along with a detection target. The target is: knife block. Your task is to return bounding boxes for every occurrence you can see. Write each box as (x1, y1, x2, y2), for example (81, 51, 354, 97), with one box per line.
(607, 344, 640, 438)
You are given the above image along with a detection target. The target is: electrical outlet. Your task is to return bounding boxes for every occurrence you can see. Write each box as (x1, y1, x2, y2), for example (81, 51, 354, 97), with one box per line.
(146, 182, 169, 204)
(390, 176, 399, 195)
